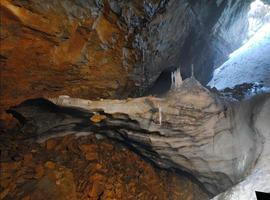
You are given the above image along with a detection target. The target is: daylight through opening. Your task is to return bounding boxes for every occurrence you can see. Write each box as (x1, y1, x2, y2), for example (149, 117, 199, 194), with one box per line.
(208, 0, 270, 92)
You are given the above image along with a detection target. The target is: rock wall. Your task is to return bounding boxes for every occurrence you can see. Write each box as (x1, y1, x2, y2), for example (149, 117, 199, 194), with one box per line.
(0, 0, 252, 119)
(0, 0, 138, 120)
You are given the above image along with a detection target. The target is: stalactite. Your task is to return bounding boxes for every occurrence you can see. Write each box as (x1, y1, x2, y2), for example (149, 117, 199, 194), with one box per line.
(191, 64, 194, 78)
(158, 104, 162, 125)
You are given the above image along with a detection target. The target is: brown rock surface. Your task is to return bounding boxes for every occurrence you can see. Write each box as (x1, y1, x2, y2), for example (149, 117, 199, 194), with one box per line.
(0, 127, 208, 200)
(0, 0, 137, 120)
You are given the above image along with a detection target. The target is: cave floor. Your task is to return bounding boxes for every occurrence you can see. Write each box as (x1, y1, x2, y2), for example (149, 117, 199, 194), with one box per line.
(0, 126, 208, 200)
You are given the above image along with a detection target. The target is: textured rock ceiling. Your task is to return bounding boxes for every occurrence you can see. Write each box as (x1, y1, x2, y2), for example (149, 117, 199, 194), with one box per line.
(0, 0, 255, 119)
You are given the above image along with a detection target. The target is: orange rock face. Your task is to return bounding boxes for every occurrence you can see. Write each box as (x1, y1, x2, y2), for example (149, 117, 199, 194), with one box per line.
(90, 114, 106, 123)
(0, 0, 138, 120)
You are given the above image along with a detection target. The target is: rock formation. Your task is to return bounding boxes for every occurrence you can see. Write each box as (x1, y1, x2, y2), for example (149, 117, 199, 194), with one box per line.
(8, 78, 270, 198)
(0, 0, 254, 119)
(212, 96, 270, 200)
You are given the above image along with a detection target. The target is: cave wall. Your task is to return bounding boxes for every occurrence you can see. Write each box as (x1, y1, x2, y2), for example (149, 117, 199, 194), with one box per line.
(0, 0, 139, 119)
(211, 0, 252, 68)
(0, 0, 252, 119)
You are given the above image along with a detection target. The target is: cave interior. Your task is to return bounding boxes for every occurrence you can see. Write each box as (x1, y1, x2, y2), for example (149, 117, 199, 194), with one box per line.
(0, 0, 270, 200)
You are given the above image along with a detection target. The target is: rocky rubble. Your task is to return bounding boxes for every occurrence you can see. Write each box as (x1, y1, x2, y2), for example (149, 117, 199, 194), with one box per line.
(0, 127, 208, 200)
(209, 82, 269, 101)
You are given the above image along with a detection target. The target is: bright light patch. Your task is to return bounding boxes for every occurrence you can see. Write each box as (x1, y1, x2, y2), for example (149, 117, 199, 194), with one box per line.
(248, 0, 270, 39)
(229, 0, 270, 58)
(229, 23, 270, 59)
(208, 0, 270, 90)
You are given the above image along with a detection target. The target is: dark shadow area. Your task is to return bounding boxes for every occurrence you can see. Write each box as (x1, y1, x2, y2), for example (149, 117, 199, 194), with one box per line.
(145, 70, 172, 96)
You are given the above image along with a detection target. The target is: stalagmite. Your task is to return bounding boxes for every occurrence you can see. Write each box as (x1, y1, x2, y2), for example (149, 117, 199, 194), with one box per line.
(171, 67, 183, 89)
(7, 78, 270, 199)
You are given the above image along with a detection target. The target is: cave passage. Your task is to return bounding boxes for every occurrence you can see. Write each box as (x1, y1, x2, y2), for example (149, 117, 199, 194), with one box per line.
(208, 0, 270, 91)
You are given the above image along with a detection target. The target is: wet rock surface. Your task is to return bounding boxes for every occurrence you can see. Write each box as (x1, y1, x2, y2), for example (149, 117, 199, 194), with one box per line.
(0, 127, 208, 200)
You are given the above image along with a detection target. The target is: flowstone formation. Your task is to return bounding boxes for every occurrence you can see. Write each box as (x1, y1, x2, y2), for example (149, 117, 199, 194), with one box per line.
(8, 78, 270, 199)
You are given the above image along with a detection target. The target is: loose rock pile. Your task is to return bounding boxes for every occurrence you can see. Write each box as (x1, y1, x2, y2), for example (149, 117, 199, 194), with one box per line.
(0, 127, 208, 200)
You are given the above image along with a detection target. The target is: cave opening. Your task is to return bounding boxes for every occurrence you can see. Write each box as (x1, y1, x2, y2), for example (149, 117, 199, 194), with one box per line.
(208, 0, 270, 92)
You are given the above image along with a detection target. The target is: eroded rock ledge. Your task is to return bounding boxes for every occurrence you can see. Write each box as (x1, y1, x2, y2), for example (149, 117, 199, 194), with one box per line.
(7, 78, 270, 198)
